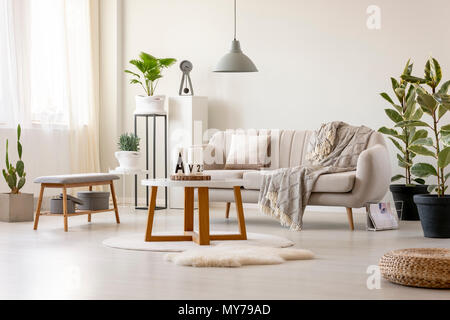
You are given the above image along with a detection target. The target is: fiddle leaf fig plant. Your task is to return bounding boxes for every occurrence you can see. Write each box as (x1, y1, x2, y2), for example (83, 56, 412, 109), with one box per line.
(399, 57, 450, 196)
(2, 124, 26, 194)
(125, 52, 177, 97)
(378, 59, 427, 185)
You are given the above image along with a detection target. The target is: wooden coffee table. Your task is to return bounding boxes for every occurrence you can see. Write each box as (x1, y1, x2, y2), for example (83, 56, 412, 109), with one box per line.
(141, 179, 247, 245)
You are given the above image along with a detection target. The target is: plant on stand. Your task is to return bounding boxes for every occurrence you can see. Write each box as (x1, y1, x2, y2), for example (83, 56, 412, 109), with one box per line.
(0, 125, 34, 222)
(378, 59, 429, 220)
(115, 133, 141, 171)
(399, 57, 450, 238)
(125, 52, 177, 115)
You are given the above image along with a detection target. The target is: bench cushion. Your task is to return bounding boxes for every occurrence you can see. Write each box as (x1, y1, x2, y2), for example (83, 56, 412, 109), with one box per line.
(34, 173, 120, 184)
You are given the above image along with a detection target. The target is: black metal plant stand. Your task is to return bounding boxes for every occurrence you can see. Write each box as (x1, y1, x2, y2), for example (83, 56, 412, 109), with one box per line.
(134, 114, 168, 210)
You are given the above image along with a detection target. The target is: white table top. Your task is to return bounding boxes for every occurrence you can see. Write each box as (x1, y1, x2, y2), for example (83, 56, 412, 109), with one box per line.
(141, 178, 244, 188)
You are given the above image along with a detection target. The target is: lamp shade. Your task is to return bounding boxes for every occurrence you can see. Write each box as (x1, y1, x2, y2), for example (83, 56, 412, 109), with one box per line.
(214, 40, 258, 73)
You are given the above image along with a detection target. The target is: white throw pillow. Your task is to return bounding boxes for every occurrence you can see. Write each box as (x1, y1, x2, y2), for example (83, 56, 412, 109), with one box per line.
(225, 134, 271, 170)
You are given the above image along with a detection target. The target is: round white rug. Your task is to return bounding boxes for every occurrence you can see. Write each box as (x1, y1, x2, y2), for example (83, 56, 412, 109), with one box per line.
(103, 231, 294, 252)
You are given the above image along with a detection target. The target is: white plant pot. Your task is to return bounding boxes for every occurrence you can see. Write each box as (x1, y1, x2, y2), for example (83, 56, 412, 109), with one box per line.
(135, 95, 166, 115)
(115, 151, 141, 170)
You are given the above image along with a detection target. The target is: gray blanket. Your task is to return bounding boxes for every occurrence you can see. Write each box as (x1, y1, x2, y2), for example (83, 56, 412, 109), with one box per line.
(259, 122, 374, 231)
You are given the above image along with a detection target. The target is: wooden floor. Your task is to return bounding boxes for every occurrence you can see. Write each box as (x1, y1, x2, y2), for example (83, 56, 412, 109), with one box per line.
(0, 206, 448, 300)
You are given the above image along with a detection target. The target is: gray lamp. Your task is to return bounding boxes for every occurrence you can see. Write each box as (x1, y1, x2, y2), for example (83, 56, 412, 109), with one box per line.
(214, 0, 258, 73)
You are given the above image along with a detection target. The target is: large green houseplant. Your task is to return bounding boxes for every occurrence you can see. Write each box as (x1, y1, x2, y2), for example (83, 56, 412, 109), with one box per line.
(0, 125, 34, 222)
(378, 60, 429, 220)
(125, 52, 176, 115)
(399, 57, 450, 238)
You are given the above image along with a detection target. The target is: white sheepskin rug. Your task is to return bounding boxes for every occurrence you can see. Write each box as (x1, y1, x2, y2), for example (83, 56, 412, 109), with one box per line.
(165, 245, 314, 268)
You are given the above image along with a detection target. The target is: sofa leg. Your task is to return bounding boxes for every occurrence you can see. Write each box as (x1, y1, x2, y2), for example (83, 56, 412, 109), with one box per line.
(346, 208, 355, 231)
(225, 202, 231, 219)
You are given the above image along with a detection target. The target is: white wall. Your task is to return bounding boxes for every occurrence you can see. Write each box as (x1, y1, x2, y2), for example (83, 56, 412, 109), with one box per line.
(99, 0, 450, 201)
(0, 127, 71, 197)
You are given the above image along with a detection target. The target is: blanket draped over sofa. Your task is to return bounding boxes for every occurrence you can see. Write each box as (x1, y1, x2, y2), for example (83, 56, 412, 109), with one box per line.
(259, 122, 374, 231)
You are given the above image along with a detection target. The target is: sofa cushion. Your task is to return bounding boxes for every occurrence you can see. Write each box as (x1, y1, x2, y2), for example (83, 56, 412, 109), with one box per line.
(204, 170, 247, 180)
(243, 170, 356, 193)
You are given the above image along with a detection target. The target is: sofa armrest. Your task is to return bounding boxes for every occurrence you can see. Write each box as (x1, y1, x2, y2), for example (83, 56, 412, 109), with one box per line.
(349, 144, 391, 207)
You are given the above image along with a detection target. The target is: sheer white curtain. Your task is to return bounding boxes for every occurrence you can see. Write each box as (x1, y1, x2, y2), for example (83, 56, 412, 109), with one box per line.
(0, 0, 100, 174)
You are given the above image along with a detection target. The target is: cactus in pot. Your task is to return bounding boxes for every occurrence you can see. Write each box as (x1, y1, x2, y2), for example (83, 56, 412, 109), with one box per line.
(2, 125, 26, 194)
(0, 124, 33, 223)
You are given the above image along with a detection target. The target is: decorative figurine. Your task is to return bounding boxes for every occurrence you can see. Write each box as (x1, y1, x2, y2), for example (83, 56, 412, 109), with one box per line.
(175, 149, 185, 175)
(179, 60, 194, 96)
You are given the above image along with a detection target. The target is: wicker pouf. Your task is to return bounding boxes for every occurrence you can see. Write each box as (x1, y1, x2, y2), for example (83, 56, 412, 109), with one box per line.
(379, 248, 450, 289)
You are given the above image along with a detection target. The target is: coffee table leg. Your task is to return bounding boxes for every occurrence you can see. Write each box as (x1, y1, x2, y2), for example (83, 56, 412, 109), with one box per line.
(145, 186, 158, 242)
(197, 187, 210, 245)
(184, 187, 194, 232)
(233, 186, 247, 240)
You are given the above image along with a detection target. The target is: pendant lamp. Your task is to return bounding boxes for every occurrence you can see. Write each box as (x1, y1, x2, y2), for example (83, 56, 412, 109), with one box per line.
(214, 0, 258, 73)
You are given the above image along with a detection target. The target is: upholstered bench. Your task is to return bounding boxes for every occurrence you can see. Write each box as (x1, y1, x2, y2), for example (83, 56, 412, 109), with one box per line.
(33, 174, 120, 232)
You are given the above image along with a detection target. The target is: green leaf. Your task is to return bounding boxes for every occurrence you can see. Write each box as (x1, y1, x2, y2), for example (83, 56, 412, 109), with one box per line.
(378, 127, 398, 137)
(402, 59, 413, 76)
(17, 142, 22, 160)
(411, 107, 423, 120)
(409, 129, 428, 143)
(410, 137, 433, 147)
(404, 93, 416, 119)
(432, 58, 442, 86)
(124, 70, 141, 78)
(438, 147, 450, 168)
(17, 124, 21, 141)
(395, 88, 405, 101)
(413, 178, 426, 185)
(159, 58, 177, 68)
(385, 109, 403, 123)
(442, 132, 450, 147)
(16, 160, 24, 177)
(427, 185, 438, 193)
(445, 172, 450, 181)
(395, 120, 430, 129)
(411, 163, 438, 177)
(417, 92, 438, 113)
(438, 80, 450, 94)
(397, 154, 412, 167)
(438, 104, 448, 120)
(380, 92, 394, 105)
(391, 174, 405, 182)
(424, 59, 432, 82)
(401, 74, 427, 84)
(408, 145, 436, 157)
(389, 138, 404, 153)
(17, 177, 25, 190)
(5, 139, 9, 170)
(442, 124, 450, 132)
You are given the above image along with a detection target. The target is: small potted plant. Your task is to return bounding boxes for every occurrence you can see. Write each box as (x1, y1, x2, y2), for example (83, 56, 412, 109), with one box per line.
(1, 125, 34, 222)
(125, 52, 176, 115)
(378, 60, 429, 220)
(115, 133, 141, 170)
(399, 57, 449, 238)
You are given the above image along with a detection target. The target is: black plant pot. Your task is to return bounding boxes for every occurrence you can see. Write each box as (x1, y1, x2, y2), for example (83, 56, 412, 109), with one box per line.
(414, 194, 450, 238)
(389, 184, 429, 221)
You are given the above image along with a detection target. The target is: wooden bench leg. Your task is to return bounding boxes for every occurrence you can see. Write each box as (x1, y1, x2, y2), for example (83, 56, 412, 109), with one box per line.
(197, 187, 210, 245)
(110, 181, 120, 224)
(225, 202, 231, 219)
(346, 207, 355, 231)
(145, 187, 158, 242)
(63, 187, 69, 232)
(88, 186, 93, 222)
(33, 185, 45, 230)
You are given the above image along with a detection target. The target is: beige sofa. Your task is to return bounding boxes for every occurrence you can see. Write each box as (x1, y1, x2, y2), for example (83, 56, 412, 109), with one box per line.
(202, 129, 391, 230)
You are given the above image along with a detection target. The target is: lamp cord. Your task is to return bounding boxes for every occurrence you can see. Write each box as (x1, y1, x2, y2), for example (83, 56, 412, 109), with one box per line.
(234, 0, 237, 40)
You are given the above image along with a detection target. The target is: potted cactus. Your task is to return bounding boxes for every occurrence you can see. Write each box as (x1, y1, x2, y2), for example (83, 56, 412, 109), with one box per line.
(399, 57, 450, 238)
(378, 60, 429, 220)
(125, 52, 176, 115)
(115, 133, 141, 170)
(0, 125, 34, 222)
